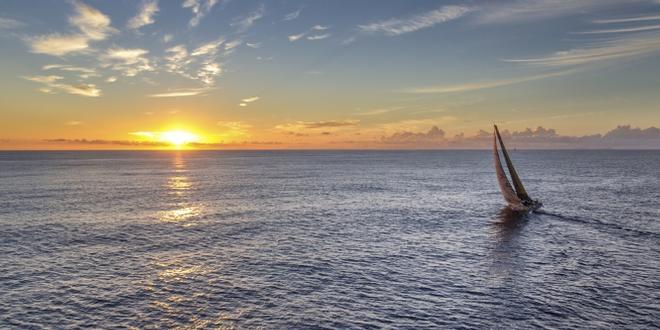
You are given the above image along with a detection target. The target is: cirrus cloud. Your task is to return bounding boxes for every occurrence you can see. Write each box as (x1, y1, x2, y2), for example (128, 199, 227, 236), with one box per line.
(358, 6, 470, 36)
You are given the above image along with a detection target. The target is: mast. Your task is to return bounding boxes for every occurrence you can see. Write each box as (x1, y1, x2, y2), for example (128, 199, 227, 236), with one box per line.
(494, 125, 531, 201)
(493, 127, 523, 205)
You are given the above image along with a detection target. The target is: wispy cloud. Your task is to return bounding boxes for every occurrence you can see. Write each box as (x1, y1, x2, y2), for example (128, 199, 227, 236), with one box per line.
(28, 34, 90, 56)
(239, 96, 259, 107)
(66, 121, 84, 126)
(127, 0, 159, 30)
(593, 14, 660, 24)
(288, 25, 332, 42)
(242, 96, 259, 103)
(27, 1, 115, 56)
(307, 33, 331, 41)
(505, 34, 660, 66)
(43, 64, 95, 73)
(358, 6, 470, 36)
(164, 38, 226, 86)
(276, 120, 359, 132)
(475, 0, 631, 25)
(356, 106, 409, 116)
(288, 33, 306, 42)
(576, 24, 660, 34)
(191, 38, 224, 56)
(216, 121, 252, 137)
(0, 17, 25, 29)
(23, 75, 101, 97)
(231, 4, 265, 32)
(69, 1, 116, 40)
(103, 48, 153, 76)
(148, 88, 209, 98)
(401, 69, 580, 94)
(183, 0, 218, 27)
(246, 42, 261, 48)
(283, 9, 301, 21)
(164, 44, 190, 73)
(42, 64, 97, 78)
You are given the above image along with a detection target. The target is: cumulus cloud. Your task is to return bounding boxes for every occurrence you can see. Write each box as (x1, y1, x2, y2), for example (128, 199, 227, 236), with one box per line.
(379, 125, 660, 149)
(183, 0, 218, 27)
(23, 75, 101, 97)
(603, 125, 660, 139)
(381, 126, 445, 144)
(358, 6, 470, 36)
(127, 0, 159, 30)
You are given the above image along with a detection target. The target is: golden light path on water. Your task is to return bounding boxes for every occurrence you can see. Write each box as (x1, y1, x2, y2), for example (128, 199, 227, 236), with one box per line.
(157, 152, 203, 225)
(147, 151, 244, 328)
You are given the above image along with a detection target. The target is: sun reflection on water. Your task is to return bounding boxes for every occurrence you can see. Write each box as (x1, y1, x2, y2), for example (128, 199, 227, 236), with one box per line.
(158, 205, 202, 222)
(157, 152, 204, 225)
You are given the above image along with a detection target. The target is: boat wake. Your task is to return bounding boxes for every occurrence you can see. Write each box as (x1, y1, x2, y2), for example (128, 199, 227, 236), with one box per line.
(535, 210, 659, 238)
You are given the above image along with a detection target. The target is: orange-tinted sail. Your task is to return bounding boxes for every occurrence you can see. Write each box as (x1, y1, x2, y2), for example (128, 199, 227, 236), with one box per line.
(493, 128, 523, 206)
(494, 125, 531, 201)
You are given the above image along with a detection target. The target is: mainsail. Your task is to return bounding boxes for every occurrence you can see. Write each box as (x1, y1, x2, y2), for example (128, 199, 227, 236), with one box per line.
(493, 128, 523, 206)
(494, 125, 531, 202)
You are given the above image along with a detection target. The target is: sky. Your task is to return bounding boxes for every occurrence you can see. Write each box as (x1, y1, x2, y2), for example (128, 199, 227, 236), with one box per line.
(1, 0, 660, 149)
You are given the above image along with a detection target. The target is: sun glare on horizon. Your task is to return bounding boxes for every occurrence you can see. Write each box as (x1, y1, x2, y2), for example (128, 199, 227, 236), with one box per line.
(160, 130, 199, 147)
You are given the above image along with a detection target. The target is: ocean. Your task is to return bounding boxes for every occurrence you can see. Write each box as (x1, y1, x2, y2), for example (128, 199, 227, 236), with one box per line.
(1, 150, 658, 328)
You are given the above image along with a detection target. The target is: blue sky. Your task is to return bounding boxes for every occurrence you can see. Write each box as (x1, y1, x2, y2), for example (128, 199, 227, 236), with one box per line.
(1, 0, 660, 148)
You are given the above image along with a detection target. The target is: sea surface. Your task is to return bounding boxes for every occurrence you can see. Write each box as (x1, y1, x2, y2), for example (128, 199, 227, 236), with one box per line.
(0, 150, 658, 329)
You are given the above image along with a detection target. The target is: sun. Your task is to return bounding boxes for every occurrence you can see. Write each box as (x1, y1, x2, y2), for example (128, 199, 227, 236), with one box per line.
(160, 130, 199, 147)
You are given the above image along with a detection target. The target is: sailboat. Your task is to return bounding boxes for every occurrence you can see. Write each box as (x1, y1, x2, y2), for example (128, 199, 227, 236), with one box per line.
(493, 125, 542, 212)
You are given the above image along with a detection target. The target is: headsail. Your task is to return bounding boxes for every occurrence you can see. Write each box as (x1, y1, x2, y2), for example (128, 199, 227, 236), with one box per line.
(494, 125, 531, 201)
(493, 128, 523, 206)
